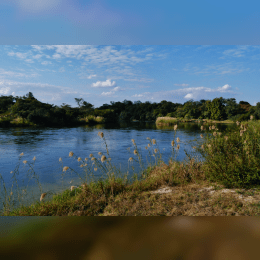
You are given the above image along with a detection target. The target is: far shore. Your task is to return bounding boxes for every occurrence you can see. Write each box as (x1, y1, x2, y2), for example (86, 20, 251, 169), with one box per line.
(156, 117, 236, 125)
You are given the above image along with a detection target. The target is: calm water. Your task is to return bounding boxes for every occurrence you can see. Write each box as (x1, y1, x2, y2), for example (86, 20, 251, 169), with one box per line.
(0, 121, 237, 213)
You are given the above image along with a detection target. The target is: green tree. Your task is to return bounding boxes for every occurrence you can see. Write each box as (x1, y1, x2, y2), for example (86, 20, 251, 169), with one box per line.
(223, 98, 239, 119)
(208, 97, 227, 120)
(0, 95, 15, 114)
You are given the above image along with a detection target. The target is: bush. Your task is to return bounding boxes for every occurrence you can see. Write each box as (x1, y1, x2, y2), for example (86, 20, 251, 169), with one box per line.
(166, 112, 175, 117)
(238, 112, 250, 122)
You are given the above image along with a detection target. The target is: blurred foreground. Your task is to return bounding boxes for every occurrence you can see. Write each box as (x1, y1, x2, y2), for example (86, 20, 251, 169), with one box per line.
(0, 217, 260, 259)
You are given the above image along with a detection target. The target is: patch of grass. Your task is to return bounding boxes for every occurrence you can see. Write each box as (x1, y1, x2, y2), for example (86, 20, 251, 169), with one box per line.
(1, 116, 260, 216)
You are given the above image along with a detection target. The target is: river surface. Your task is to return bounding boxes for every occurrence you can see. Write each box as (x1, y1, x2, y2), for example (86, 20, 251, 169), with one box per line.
(0, 121, 238, 213)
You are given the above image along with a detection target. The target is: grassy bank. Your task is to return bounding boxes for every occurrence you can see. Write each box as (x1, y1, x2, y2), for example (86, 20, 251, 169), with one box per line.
(156, 116, 235, 126)
(0, 113, 106, 127)
(1, 117, 260, 216)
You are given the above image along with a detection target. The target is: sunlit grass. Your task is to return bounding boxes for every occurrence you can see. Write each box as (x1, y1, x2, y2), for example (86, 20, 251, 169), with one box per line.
(1, 116, 260, 216)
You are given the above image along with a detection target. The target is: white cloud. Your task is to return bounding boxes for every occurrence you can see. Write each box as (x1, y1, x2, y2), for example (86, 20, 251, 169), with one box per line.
(184, 93, 194, 99)
(0, 86, 11, 95)
(100, 86, 122, 96)
(59, 67, 65, 73)
(25, 59, 34, 63)
(113, 87, 121, 92)
(220, 46, 249, 59)
(32, 54, 43, 59)
(0, 69, 38, 78)
(8, 51, 28, 59)
(217, 84, 231, 91)
(101, 91, 114, 96)
(189, 62, 249, 75)
(53, 53, 62, 59)
(132, 94, 144, 97)
(41, 61, 52, 65)
(131, 84, 238, 103)
(87, 74, 97, 79)
(92, 79, 116, 88)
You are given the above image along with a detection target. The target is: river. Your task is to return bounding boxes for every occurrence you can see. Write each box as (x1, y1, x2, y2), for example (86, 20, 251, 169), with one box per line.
(0, 121, 238, 213)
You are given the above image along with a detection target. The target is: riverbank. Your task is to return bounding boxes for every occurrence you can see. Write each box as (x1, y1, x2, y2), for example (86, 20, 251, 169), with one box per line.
(156, 116, 235, 126)
(0, 114, 106, 128)
(1, 117, 260, 216)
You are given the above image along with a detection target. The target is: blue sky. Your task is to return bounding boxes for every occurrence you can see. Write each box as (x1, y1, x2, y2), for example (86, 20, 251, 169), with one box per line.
(0, 45, 259, 109)
(0, 0, 259, 45)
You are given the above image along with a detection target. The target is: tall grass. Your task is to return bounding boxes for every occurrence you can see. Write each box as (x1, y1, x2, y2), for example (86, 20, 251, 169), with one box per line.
(1, 116, 260, 216)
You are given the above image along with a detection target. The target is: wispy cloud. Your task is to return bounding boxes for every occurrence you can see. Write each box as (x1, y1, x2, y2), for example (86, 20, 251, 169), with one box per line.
(174, 83, 189, 87)
(0, 68, 39, 78)
(101, 86, 122, 96)
(131, 84, 239, 103)
(220, 46, 249, 58)
(185, 62, 250, 75)
(87, 74, 97, 79)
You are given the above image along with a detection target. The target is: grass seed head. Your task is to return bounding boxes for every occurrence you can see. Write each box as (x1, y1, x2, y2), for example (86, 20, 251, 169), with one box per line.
(33, 156, 36, 161)
(23, 160, 27, 164)
(40, 193, 47, 201)
(152, 139, 156, 145)
(63, 166, 69, 172)
(134, 150, 138, 155)
(20, 152, 24, 156)
(69, 151, 74, 157)
(177, 137, 180, 143)
(89, 153, 93, 158)
(77, 157, 82, 162)
(59, 157, 62, 162)
(71, 186, 76, 191)
(171, 140, 175, 146)
(98, 132, 104, 138)
(101, 155, 106, 162)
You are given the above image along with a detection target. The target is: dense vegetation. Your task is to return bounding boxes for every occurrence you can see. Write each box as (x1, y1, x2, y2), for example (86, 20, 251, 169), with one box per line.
(0, 92, 259, 127)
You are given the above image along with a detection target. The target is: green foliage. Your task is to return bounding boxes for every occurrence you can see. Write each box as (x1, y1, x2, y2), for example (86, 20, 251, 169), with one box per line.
(253, 102, 260, 120)
(93, 109, 117, 123)
(0, 95, 15, 114)
(208, 97, 227, 120)
(166, 112, 175, 117)
(238, 112, 250, 122)
(224, 98, 240, 119)
(119, 111, 132, 122)
(175, 106, 185, 118)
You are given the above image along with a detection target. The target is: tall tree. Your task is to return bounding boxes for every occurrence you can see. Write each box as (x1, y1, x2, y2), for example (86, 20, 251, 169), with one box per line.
(209, 97, 227, 120)
(223, 98, 239, 119)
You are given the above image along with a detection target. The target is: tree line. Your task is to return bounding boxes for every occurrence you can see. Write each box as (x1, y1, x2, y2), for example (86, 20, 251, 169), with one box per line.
(0, 92, 259, 127)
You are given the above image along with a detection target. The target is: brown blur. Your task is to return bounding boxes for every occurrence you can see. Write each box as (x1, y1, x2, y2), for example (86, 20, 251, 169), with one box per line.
(0, 217, 260, 260)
